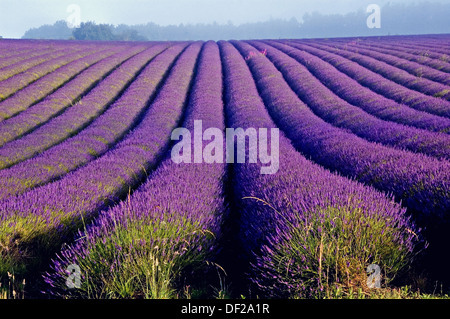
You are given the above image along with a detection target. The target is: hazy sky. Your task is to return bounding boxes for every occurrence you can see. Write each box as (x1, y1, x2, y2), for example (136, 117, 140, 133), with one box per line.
(0, 0, 448, 38)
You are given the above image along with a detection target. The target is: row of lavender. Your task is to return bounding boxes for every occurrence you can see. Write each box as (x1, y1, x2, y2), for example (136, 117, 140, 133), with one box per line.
(266, 41, 450, 134)
(0, 45, 160, 169)
(286, 41, 450, 118)
(0, 44, 181, 200)
(244, 39, 449, 222)
(328, 39, 450, 73)
(248, 41, 450, 160)
(0, 44, 107, 104)
(44, 41, 227, 298)
(0, 41, 198, 276)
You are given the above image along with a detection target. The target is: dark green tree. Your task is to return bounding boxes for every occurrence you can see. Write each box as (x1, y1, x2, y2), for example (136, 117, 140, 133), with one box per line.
(22, 20, 72, 39)
(72, 22, 118, 41)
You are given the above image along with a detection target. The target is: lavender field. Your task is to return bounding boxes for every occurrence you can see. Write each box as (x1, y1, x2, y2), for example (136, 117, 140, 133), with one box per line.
(0, 35, 449, 299)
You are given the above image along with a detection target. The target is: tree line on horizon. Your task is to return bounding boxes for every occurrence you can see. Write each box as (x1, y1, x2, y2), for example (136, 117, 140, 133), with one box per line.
(20, 2, 450, 41)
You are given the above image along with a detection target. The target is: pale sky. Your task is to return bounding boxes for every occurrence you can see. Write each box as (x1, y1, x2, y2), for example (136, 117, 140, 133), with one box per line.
(0, 0, 447, 38)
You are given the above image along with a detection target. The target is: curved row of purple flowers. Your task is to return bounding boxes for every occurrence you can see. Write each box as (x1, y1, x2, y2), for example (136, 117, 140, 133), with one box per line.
(0, 46, 75, 81)
(334, 39, 450, 74)
(0, 44, 104, 105)
(43, 40, 227, 298)
(0, 45, 158, 168)
(330, 41, 450, 86)
(291, 40, 450, 118)
(266, 40, 450, 134)
(0, 42, 200, 277)
(239, 40, 449, 223)
(0, 43, 181, 200)
(249, 40, 450, 160)
(219, 40, 420, 298)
